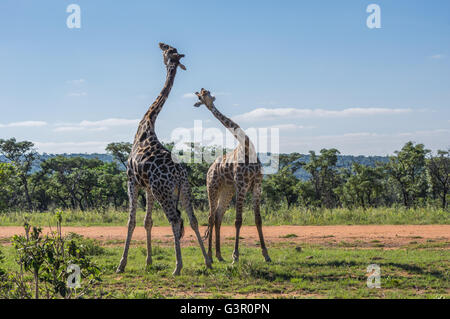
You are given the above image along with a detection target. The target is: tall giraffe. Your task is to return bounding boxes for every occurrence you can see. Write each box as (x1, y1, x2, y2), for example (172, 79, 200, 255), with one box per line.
(194, 88, 271, 263)
(116, 44, 211, 275)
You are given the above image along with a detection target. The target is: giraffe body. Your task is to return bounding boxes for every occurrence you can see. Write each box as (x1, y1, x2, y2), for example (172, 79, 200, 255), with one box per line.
(116, 44, 211, 275)
(194, 89, 271, 263)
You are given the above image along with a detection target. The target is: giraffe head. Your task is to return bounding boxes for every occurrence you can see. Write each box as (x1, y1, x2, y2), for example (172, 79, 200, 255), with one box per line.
(194, 88, 216, 108)
(159, 42, 186, 70)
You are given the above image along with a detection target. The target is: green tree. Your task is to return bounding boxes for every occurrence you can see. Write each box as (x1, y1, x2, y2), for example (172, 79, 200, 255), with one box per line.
(0, 138, 38, 211)
(302, 148, 341, 208)
(40, 156, 104, 210)
(339, 163, 384, 209)
(263, 166, 300, 208)
(427, 150, 449, 209)
(93, 162, 127, 210)
(278, 152, 302, 172)
(385, 142, 430, 208)
(106, 142, 132, 169)
(0, 163, 19, 211)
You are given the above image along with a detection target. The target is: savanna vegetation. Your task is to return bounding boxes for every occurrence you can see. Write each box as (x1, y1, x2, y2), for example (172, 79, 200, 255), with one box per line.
(0, 138, 448, 226)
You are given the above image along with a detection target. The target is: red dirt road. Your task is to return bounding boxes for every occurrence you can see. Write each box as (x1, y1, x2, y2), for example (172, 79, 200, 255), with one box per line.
(1, 225, 449, 248)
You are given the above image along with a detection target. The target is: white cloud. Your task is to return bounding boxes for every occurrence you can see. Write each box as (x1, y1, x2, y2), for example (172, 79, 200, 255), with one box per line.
(234, 107, 412, 122)
(269, 124, 315, 130)
(68, 92, 87, 97)
(53, 118, 140, 132)
(53, 126, 108, 132)
(281, 129, 450, 155)
(34, 141, 109, 154)
(430, 54, 445, 59)
(182, 93, 196, 99)
(78, 118, 139, 127)
(0, 121, 48, 128)
(67, 79, 86, 85)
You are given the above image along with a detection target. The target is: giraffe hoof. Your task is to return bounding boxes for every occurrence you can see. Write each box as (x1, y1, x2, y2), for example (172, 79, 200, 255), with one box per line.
(116, 260, 126, 273)
(116, 267, 125, 274)
(217, 256, 225, 262)
(265, 256, 272, 263)
(172, 269, 181, 276)
(172, 264, 182, 276)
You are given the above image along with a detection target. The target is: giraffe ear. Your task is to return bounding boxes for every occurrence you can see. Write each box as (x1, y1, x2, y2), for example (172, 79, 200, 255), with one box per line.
(179, 63, 186, 70)
(212, 96, 216, 102)
(194, 102, 202, 107)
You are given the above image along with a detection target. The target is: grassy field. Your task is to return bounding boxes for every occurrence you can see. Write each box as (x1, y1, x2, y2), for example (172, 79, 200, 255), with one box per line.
(1, 239, 448, 299)
(0, 206, 448, 227)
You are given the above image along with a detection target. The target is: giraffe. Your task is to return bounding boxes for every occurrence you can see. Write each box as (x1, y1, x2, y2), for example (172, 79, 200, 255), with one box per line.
(193, 88, 271, 264)
(116, 43, 211, 275)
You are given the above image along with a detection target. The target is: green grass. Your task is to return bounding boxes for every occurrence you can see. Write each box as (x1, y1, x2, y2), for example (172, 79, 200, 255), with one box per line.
(1, 242, 448, 299)
(0, 206, 448, 227)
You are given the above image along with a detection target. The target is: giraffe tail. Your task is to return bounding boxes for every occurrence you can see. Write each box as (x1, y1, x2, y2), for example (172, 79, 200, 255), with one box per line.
(176, 209, 185, 239)
(180, 218, 185, 239)
(202, 223, 212, 241)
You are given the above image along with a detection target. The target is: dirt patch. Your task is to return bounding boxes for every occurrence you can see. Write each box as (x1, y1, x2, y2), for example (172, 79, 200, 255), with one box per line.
(0, 225, 448, 248)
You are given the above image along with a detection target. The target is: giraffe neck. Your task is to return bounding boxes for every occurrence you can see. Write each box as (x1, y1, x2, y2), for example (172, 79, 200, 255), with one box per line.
(207, 103, 253, 151)
(134, 64, 178, 145)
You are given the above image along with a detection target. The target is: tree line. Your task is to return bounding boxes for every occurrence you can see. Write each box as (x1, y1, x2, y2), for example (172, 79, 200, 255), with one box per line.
(0, 138, 448, 213)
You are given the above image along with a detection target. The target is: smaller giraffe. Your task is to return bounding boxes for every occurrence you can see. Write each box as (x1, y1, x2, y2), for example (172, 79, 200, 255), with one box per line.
(194, 88, 271, 263)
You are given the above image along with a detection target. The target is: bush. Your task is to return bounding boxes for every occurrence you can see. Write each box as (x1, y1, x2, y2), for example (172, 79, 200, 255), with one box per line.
(64, 232, 106, 256)
(1, 212, 102, 299)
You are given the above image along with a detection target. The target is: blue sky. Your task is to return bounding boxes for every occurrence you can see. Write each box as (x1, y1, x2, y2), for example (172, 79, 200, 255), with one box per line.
(0, 0, 449, 155)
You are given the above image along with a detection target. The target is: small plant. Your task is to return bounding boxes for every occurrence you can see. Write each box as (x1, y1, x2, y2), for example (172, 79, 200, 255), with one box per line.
(64, 232, 106, 256)
(0, 249, 11, 297)
(5, 211, 102, 299)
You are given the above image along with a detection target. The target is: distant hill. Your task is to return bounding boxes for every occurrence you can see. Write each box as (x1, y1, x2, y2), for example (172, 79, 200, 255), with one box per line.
(1, 153, 390, 179)
(292, 154, 389, 180)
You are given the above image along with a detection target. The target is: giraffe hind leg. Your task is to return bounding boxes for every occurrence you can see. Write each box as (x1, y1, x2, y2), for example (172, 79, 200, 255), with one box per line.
(253, 181, 271, 262)
(157, 197, 184, 276)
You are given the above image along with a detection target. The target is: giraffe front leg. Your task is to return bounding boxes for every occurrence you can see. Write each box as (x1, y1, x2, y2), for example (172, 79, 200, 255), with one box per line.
(144, 191, 154, 268)
(207, 215, 215, 263)
(205, 182, 219, 263)
(117, 180, 139, 273)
